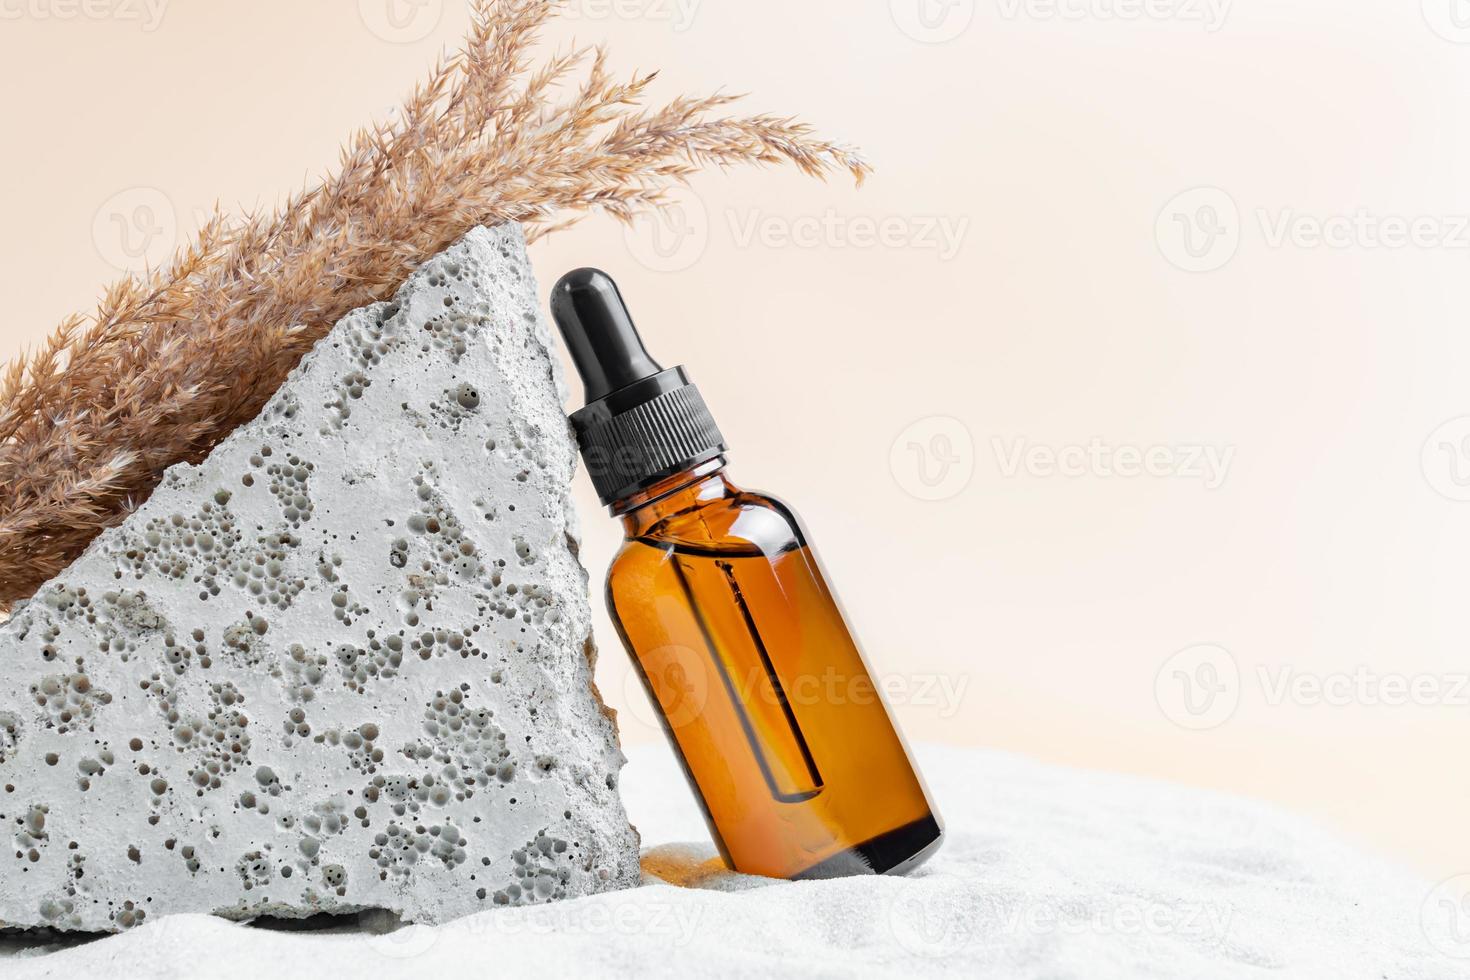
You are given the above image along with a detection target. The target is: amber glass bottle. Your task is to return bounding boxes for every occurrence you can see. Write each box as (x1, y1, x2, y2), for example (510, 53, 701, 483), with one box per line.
(551, 269, 942, 879)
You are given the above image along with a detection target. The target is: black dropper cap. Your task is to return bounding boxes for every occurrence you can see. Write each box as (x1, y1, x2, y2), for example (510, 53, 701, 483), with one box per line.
(550, 269, 726, 505)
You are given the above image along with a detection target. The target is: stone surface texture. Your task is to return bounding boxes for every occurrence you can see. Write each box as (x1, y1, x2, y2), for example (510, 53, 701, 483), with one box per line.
(0, 224, 639, 932)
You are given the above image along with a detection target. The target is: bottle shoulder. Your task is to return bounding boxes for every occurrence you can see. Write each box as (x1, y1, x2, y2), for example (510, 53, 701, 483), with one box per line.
(615, 486, 808, 563)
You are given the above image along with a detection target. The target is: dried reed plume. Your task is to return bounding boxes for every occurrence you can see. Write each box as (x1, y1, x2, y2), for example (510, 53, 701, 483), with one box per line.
(0, 0, 869, 611)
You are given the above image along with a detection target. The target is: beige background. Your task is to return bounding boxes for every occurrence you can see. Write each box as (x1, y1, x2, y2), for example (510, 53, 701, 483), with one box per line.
(2, 0, 1467, 877)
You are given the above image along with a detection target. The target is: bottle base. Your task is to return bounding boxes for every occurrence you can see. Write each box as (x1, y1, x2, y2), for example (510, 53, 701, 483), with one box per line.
(792, 813, 944, 880)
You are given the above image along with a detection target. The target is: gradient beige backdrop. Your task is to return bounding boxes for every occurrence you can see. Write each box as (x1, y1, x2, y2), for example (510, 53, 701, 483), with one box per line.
(2, 0, 1467, 879)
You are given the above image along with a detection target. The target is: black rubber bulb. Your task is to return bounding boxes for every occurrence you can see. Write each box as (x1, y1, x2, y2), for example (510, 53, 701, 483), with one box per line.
(550, 268, 663, 402)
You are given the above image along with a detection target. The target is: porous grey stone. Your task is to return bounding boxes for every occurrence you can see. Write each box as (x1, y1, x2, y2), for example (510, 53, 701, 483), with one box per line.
(0, 224, 639, 932)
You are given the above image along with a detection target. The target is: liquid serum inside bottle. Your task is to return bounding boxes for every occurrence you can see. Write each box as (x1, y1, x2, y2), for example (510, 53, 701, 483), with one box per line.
(551, 269, 943, 879)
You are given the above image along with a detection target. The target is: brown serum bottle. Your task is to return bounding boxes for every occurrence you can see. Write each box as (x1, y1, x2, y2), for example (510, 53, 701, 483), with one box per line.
(550, 269, 942, 880)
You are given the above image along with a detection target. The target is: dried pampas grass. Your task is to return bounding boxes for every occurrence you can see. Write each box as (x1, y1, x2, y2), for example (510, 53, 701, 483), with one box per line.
(0, 0, 868, 611)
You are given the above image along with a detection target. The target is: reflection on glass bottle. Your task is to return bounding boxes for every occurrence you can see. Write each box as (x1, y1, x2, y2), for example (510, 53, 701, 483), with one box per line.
(668, 552, 824, 803)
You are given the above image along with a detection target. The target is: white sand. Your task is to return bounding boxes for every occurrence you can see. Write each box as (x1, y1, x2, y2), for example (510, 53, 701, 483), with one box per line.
(2, 743, 1461, 979)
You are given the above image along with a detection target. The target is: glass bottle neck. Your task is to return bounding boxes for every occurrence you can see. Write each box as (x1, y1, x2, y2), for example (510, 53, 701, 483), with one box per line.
(614, 457, 733, 534)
